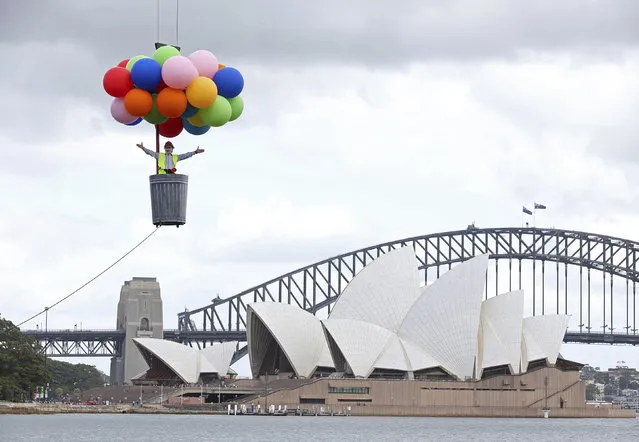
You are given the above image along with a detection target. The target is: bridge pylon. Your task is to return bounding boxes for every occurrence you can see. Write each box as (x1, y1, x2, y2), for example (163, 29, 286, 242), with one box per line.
(110, 277, 163, 386)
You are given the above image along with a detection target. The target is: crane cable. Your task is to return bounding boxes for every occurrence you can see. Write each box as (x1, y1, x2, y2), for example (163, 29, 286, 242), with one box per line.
(156, 0, 181, 45)
(16, 0, 182, 329)
(17, 226, 162, 327)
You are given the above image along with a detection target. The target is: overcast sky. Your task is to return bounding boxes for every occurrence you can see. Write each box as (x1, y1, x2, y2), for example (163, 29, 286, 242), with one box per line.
(2, 0, 639, 376)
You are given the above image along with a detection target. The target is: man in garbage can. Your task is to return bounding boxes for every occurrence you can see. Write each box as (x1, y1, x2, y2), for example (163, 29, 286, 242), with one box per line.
(136, 141, 205, 174)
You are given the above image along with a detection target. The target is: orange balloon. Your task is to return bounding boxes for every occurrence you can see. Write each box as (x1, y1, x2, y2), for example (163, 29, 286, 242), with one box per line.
(187, 113, 206, 127)
(218, 63, 226, 70)
(156, 88, 187, 118)
(123, 88, 153, 117)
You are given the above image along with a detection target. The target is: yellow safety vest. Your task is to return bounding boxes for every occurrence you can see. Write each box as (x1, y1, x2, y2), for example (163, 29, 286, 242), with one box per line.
(157, 153, 179, 174)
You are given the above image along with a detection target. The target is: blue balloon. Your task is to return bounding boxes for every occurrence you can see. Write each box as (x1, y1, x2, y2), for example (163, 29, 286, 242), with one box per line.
(213, 67, 244, 99)
(182, 118, 210, 135)
(181, 103, 199, 118)
(126, 117, 143, 126)
(130, 58, 162, 92)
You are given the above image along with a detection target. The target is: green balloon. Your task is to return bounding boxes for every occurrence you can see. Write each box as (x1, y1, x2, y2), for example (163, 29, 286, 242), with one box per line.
(153, 46, 180, 66)
(126, 55, 149, 71)
(200, 96, 232, 127)
(228, 96, 244, 122)
(143, 95, 168, 125)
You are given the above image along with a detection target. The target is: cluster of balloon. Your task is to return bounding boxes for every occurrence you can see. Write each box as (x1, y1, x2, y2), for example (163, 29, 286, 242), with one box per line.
(103, 46, 244, 137)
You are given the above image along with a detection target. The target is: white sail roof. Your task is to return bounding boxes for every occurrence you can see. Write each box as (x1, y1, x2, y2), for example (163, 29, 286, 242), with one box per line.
(133, 337, 199, 383)
(329, 246, 421, 332)
(521, 314, 570, 372)
(247, 302, 333, 378)
(317, 338, 335, 368)
(200, 341, 238, 376)
(373, 334, 411, 372)
(322, 318, 394, 377)
(477, 290, 525, 377)
(399, 336, 441, 372)
(398, 254, 489, 380)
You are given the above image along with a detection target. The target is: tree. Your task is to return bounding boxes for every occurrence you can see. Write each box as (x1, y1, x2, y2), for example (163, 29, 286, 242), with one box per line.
(604, 384, 616, 396)
(580, 365, 597, 381)
(47, 359, 105, 397)
(594, 372, 609, 384)
(585, 383, 599, 401)
(618, 375, 630, 391)
(0, 318, 50, 402)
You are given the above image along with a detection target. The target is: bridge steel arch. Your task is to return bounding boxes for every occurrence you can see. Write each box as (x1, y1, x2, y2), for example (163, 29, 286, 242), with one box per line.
(177, 227, 639, 349)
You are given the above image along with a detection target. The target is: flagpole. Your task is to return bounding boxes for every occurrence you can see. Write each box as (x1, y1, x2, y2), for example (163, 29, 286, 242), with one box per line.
(533, 206, 536, 228)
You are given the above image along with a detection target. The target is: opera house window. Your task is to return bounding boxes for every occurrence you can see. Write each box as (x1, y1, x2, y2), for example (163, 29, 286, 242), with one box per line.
(329, 387, 370, 394)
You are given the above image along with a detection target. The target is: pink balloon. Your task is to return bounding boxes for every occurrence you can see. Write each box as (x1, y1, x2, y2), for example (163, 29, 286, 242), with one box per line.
(110, 98, 137, 124)
(188, 50, 219, 78)
(161, 56, 198, 89)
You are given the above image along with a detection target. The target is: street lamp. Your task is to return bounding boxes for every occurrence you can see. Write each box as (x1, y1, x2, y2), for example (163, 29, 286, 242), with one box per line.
(44, 307, 49, 369)
(264, 372, 269, 414)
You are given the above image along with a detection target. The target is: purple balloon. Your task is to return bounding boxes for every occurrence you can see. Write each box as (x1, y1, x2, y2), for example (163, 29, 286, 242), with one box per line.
(161, 56, 198, 89)
(110, 98, 137, 124)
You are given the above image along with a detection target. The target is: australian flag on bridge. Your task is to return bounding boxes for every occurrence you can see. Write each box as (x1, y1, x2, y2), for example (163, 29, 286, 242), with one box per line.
(535, 202, 547, 210)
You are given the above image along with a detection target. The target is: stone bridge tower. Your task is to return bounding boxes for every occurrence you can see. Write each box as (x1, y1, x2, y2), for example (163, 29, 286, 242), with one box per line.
(109, 277, 163, 385)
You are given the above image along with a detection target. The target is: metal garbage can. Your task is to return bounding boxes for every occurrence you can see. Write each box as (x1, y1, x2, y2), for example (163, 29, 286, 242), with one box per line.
(149, 174, 189, 227)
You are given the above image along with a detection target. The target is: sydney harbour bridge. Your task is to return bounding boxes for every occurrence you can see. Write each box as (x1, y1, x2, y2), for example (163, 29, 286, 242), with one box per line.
(22, 226, 639, 362)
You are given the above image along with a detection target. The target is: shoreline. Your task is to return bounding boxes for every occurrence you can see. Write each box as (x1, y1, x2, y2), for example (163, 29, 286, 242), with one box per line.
(1, 403, 635, 418)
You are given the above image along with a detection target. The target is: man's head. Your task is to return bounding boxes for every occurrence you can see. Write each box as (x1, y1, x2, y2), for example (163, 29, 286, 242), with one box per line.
(164, 141, 174, 153)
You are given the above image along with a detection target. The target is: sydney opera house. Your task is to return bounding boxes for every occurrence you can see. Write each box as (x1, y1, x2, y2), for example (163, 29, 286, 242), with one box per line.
(247, 248, 573, 382)
(128, 247, 615, 416)
(242, 247, 592, 415)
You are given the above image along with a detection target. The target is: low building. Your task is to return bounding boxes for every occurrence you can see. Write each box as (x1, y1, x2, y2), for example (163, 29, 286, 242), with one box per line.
(248, 248, 574, 382)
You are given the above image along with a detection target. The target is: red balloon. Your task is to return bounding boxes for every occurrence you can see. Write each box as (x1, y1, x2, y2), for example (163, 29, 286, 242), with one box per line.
(117, 59, 129, 68)
(103, 67, 133, 98)
(158, 118, 183, 138)
(156, 79, 168, 93)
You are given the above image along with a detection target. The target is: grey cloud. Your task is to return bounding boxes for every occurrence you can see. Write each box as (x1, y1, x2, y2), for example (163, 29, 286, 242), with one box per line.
(2, 0, 638, 142)
(504, 163, 639, 219)
(2, 0, 639, 65)
(586, 120, 639, 164)
(190, 233, 373, 266)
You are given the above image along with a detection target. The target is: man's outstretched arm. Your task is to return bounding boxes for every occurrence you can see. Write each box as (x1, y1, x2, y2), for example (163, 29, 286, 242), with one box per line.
(136, 142, 159, 159)
(177, 147, 205, 161)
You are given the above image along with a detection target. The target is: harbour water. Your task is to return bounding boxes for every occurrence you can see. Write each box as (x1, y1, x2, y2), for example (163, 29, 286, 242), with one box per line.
(0, 414, 637, 441)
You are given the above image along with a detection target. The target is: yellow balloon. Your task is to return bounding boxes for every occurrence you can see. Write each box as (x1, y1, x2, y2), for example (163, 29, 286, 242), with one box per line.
(186, 76, 218, 109)
(187, 113, 206, 127)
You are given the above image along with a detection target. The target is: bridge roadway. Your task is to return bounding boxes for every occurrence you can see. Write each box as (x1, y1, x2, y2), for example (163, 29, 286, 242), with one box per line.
(21, 329, 639, 358)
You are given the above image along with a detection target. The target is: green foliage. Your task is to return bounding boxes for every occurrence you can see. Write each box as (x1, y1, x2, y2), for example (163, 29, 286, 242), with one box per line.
(0, 317, 50, 402)
(593, 371, 609, 384)
(580, 365, 597, 381)
(47, 359, 106, 399)
(603, 383, 616, 396)
(618, 375, 630, 391)
(585, 383, 599, 400)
